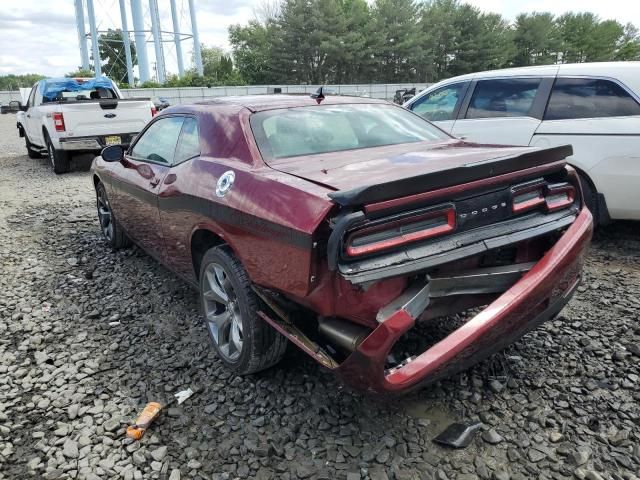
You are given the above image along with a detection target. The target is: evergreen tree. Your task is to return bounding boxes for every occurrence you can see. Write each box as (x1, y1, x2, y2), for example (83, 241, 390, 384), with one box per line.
(512, 13, 560, 66)
(616, 23, 640, 60)
(370, 0, 420, 83)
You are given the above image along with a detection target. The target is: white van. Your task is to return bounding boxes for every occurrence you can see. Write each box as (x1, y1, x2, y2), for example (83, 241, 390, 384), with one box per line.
(404, 62, 640, 224)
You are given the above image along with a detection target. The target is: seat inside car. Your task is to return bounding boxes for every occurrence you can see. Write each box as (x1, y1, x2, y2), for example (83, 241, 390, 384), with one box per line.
(268, 116, 314, 158)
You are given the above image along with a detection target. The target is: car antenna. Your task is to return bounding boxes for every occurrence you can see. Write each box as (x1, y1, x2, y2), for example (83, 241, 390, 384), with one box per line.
(310, 86, 325, 104)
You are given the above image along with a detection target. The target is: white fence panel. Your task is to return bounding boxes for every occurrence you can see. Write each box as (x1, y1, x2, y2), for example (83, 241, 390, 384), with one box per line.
(1, 83, 433, 108)
(0, 91, 23, 105)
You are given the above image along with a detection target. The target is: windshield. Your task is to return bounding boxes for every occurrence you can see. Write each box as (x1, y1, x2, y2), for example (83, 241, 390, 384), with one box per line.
(250, 104, 450, 161)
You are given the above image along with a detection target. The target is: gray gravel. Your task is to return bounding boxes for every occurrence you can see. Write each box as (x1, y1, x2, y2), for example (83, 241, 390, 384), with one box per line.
(0, 113, 639, 480)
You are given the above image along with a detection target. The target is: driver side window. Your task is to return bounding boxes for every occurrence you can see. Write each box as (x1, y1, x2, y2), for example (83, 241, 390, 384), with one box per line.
(131, 116, 184, 164)
(27, 86, 37, 108)
(411, 83, 468, 121)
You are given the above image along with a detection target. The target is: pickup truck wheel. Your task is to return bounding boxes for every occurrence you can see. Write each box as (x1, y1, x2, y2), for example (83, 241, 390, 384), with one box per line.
(45, 134, 70, 174)
(199, 246, 287, 375)
(96, 183, 132, 249)
(25, 134, 41, 159)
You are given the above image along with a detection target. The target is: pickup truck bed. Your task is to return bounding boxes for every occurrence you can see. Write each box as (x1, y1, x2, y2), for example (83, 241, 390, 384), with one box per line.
(52, 98, 152, 152)
(17, 76, 154, 174)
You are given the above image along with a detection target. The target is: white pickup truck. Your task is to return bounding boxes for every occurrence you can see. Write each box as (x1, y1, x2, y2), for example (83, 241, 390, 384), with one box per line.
(16, 77, 155, 174)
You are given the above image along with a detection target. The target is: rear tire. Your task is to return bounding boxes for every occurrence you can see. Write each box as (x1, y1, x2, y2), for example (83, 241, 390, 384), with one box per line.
(45, 133, 70, 174)
(199, 246, 287, 375)
(578, 173, 599, 226)
(96, 182, 131, 249)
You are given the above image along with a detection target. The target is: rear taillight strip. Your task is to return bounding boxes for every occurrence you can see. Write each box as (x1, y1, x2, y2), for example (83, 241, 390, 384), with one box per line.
(512, 189, 545, 214)
(345, 206, 456, 257)
(545, 184, 575, 212)
(511, 180, 576, 215)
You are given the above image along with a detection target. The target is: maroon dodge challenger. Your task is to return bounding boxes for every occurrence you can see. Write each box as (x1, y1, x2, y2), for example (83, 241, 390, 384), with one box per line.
(91, 94, 592, 393)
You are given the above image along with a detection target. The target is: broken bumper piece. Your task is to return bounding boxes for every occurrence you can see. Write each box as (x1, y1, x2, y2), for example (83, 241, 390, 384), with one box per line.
(336, 207, 593, 394)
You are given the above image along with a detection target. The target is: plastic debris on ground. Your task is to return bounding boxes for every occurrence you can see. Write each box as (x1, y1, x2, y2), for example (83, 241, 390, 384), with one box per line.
(433, 421, 483, 448)
(174, 388, 194, 405)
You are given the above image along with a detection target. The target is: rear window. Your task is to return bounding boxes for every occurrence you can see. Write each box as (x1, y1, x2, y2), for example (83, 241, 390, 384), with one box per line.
(42, 87, 117, 103)
(250, 104, 449, 160)
(544, 78, 640, 120)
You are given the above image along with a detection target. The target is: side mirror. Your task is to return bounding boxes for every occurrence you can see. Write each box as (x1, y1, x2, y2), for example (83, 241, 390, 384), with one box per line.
(101, 145, 124, 162)
(19, 104, 28, 112)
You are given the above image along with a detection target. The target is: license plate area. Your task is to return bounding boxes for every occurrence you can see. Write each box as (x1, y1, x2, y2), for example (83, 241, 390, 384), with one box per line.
(105, 135, 121, 146)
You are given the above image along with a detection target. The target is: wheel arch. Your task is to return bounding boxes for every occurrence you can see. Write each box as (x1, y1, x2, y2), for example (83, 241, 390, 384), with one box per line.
(569, 163, 610, 225)
(41, 126, 54, 149)
(569, 163, 598, 192)
(190, 227, 229, 279)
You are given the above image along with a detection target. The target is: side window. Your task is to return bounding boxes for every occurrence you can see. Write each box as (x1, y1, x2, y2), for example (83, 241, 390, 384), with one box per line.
(131, 116, 184, 164)
(466, 78, 542, 119)
(544, 78, 640, 120)
(174, 117, 200, 164)
(27, 86, 37, 107)
(34, 84, 43, 106)
(411, 83, 468, 121)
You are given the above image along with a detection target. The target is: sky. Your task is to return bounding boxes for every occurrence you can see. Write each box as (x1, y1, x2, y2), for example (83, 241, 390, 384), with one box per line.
(0, 0, 639, 78)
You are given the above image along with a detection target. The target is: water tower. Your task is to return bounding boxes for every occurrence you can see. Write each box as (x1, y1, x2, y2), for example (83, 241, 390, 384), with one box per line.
(73, 0, 204, 85)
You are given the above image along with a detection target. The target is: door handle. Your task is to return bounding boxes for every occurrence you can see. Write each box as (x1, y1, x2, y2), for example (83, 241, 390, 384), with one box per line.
(26, 114, 31, 118)
(149, 177, 160, 188)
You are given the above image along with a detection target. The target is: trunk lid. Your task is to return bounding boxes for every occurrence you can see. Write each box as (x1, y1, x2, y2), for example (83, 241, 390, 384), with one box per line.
(266, 140, 571, 205)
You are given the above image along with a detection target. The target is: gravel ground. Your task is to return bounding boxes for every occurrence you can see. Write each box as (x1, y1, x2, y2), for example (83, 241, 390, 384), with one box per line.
(0, 113, 639, 480)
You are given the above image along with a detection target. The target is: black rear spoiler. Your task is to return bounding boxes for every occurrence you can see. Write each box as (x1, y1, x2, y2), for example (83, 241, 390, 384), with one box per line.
(327, 144, 573, 207)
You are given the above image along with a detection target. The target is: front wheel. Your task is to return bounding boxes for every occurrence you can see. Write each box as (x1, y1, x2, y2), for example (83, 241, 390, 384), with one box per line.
(45, 134, 70, 174)
(199, 246, 287, 375)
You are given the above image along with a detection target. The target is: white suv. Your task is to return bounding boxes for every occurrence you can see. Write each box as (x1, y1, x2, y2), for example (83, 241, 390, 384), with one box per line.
(404, 62, 640, 224)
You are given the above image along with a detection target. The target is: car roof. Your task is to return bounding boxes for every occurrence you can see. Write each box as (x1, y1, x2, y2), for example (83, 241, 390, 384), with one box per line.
(192, 94, 389, 112)
(409, 61, 640, 104)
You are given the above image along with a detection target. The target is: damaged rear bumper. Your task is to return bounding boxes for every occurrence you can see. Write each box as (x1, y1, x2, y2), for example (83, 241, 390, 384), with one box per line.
(335, 207, 593, 394)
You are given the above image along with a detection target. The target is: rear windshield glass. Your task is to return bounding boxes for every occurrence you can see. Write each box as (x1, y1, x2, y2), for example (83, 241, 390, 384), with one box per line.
(43, 87, 117, 103)
(250, 104, 449, 161)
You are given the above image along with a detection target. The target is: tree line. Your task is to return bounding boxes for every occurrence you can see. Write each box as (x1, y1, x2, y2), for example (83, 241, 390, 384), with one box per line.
(1, 0, 639, 91)
(229, 0, 640, 85)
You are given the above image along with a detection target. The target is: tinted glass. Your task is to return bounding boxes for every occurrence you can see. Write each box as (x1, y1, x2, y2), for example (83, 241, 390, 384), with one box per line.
(544, 78, 640, 120)
(131, 116, 184, 164)
(251, 104, 449, 160)
(467, 78, 542, 119)
(411, 83, 467, 121)
(175, 117, 200, 163)
(42, 87, 118, 103)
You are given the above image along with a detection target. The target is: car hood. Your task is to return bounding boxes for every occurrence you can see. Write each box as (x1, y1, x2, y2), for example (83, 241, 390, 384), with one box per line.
(266, 139, 562, 195)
